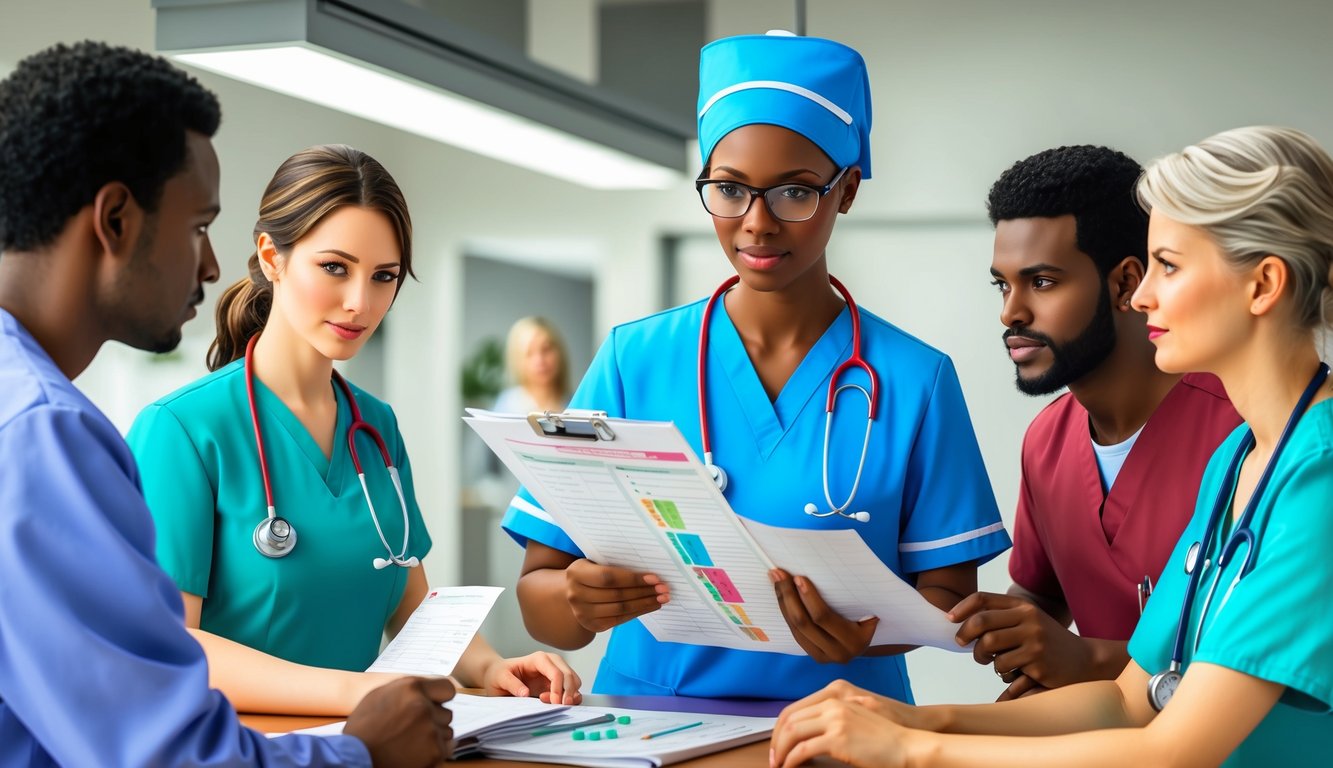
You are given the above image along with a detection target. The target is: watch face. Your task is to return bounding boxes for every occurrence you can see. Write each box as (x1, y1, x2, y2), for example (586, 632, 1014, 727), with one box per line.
(1149, 670, 1182, 712)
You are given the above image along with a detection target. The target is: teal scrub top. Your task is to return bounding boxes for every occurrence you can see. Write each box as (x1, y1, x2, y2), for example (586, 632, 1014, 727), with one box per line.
(127, 359, 432, 672)
(1129, 399, 1333, 765)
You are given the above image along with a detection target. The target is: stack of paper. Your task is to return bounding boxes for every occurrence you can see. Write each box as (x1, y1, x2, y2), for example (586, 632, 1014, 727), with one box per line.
(286, 693, 570, 750)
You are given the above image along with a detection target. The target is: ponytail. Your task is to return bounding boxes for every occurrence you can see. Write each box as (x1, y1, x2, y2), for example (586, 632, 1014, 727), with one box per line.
(206, 253, 272, 371)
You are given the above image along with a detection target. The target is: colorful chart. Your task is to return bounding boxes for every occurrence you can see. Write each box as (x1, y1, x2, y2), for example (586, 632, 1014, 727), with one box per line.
(666, 532, 713, 566)
(694, 567, 744, 603)
(652, 499, 685, 529)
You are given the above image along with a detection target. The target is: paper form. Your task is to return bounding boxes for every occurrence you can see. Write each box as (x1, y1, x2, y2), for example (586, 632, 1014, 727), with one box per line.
(479, 704, 776, 768)
(741, 519, 963, 650)
(366, 586, 503, 675)
(282, 693, 569, 743)
(464, 411, 964, 655)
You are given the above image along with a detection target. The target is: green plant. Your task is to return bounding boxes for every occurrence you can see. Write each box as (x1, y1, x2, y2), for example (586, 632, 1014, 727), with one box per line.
(461, 337, 505, 403)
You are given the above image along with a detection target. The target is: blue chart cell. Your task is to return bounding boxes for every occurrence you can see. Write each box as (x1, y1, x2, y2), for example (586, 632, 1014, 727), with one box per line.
(670, 532, 713, 567)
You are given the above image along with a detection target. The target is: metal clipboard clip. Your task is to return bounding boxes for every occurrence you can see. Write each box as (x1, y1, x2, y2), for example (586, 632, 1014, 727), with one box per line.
(526, 409, 617, 441)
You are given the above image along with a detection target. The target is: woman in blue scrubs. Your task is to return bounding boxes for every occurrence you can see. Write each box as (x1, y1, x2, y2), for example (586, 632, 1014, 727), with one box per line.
(129, 145, 581, 715)
(503, 33, 1010, 701)
(770, 126, 1333, 767)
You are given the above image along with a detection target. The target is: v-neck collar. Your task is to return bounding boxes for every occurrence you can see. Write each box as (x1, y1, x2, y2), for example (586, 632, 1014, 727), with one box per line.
(712, 298, 853, 460)
(251, 375, 350, 491)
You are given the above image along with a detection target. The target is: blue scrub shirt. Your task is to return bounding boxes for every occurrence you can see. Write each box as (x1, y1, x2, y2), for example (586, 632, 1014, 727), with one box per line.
(0, 309, 369, 766)
(128, 358, 432, 671)
(503, 297, 1010, 700)
(1130, 402, 1333, 765)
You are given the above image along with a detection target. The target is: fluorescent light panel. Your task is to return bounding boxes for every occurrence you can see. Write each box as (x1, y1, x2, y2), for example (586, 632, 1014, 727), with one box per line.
(176, 46, 681, 190)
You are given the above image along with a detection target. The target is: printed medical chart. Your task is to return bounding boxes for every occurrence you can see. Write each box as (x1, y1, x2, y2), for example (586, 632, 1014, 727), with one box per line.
(464, 411, 963, 655)
(366, 586, 503, 675)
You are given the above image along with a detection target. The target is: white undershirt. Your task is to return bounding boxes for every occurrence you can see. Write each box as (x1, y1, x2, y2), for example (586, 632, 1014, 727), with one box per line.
(1092, 425, 1144, 492)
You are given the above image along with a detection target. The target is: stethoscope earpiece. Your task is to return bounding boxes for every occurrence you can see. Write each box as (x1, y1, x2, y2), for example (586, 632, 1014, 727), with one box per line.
(803, 501, 870, 523)
(253, 515, 297, 558)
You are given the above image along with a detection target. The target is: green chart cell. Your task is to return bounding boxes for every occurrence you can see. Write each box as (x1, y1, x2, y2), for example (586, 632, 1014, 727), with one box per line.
(652, 499, 685, 529)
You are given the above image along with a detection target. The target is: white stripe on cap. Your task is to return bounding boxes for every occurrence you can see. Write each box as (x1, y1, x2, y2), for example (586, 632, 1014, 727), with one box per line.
(698, 80, 853, 125)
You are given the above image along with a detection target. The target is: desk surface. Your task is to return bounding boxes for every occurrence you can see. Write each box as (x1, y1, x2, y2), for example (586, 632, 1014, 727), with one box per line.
(243, 693, 787, 768)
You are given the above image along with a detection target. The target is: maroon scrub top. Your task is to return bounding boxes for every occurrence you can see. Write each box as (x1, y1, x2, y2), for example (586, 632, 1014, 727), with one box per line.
(1009, 373, 1241, 640)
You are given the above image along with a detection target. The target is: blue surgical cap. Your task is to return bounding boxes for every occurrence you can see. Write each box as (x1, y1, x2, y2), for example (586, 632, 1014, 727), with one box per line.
(697, 32, 873, 178)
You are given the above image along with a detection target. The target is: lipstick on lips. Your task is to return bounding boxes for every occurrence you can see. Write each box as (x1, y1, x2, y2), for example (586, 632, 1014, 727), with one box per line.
(737, 245, 787, 271)
(1005, 335, 1045, 363)
(327, 321, 365, 341)
(1146, 325, 1167, 340)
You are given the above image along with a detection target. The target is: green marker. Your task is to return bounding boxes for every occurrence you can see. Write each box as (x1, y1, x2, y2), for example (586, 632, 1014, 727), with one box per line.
(606, 729, 618, 739)
(617, 715, 631, 725)
(572, 731, 585, 741)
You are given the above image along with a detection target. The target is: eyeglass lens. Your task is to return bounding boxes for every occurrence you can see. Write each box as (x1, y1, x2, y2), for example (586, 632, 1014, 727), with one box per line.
(699, 181, 822, 222)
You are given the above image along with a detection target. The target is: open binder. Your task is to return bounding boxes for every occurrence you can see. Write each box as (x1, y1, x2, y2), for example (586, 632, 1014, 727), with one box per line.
(464, 409, 964, 654)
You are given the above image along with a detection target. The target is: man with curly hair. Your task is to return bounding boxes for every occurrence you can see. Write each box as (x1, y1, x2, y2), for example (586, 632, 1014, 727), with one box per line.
(0, 41, 453, 766)
(947, 146, 1241, 700)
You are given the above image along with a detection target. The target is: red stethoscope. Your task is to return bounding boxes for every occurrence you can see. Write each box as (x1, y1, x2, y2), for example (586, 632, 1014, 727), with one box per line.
(697, 274, 880, 523)
(246, 335, 419, 568)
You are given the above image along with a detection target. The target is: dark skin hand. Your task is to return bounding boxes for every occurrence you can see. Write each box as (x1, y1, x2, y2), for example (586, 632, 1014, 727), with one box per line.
(344, 676, 455, 767)
(950, 591, 1128, 701)
(771, 564, 976, 663)
(563, 558, 671, 633)
(516, 541, 670, 650)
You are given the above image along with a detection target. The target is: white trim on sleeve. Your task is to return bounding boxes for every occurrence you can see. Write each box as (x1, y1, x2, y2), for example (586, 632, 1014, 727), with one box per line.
(898, 522, 1007, 553)
(510, 494, 555, 525)
(698, 80, 853, 125)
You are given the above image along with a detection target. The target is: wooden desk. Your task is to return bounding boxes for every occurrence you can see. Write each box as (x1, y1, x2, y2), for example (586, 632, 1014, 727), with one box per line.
(242, 693, 785, 767)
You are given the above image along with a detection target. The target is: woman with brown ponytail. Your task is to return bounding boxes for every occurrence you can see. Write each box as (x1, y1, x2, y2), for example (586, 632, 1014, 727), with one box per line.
(127, 144, 582, 715)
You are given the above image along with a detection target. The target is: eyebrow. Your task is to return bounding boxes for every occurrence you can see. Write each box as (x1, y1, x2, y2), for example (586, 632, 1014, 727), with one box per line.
(197, 205, 221, 218)
(318, 249, 401, 270)
(990, 262, 1066, 278)
(711, 165, 824, 182)
(1151, 247, 1182, 258)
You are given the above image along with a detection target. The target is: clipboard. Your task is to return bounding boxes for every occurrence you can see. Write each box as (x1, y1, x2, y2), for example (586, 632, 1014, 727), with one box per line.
(464, 408, 967, 655)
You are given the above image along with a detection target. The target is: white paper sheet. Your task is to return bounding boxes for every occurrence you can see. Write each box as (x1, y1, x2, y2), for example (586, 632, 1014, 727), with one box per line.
(480, 705, 776, 768)
(366, 586, 503, 675)
(464, 410, 966, 655)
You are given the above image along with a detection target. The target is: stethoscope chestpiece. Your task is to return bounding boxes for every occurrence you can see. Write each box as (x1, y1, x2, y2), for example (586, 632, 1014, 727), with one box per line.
(706, 460, 729, 492)
(254, 515, 297, 558)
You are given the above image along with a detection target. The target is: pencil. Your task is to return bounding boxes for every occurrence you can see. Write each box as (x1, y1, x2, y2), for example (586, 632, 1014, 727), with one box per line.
(640, 721, 704, 740)
(531, 713, 615, 737)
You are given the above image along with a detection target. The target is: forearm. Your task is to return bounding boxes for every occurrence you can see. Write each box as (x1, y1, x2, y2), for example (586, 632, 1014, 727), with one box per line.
(1085, 638, 1131, 681)
(451, 633, 503, 688)
(191, 628, 397, 716)
(516, 568, 595, 649)
(915, 679, 1138, 736)
(906, 726, 1186, 768)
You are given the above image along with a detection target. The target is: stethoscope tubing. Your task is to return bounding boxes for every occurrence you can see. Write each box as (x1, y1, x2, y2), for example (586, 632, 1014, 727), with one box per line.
(244, 334, 417, 567)
(696, 274, 880, 521)
(1166, 363, 1330, 667)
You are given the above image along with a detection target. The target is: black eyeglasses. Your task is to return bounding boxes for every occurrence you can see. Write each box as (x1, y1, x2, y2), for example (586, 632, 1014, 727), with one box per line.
(695, 167, 848, 222)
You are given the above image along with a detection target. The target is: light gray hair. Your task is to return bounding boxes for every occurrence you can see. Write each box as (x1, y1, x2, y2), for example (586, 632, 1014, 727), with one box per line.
(1137, 126, 1333, 332)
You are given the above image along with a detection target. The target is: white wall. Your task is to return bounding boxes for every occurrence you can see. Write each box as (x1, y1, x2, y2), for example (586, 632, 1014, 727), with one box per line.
(6, 0, 1333, 704)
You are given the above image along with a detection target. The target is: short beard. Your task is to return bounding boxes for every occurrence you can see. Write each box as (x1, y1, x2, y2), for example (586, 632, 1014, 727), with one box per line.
(1011, 287, 1117, 396)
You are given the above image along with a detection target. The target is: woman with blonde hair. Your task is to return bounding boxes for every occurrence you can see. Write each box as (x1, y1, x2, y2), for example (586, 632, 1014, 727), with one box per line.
(128, 144, 581, 715)
(770, 126, 1333, 766)
(494, 316, 571, 414)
